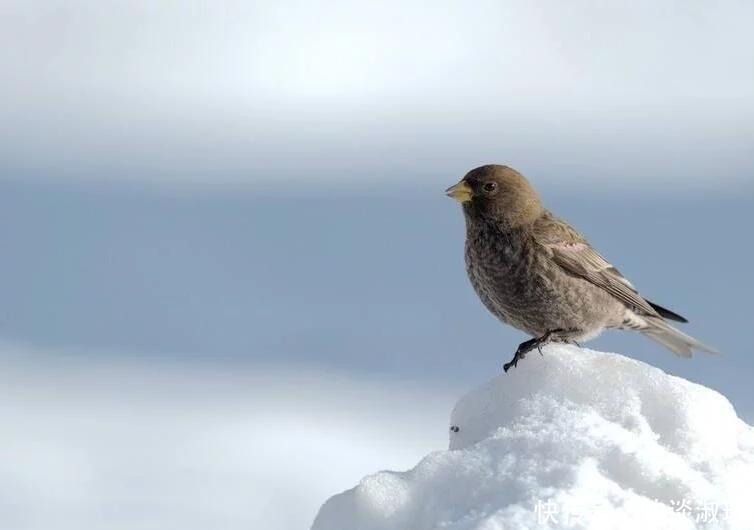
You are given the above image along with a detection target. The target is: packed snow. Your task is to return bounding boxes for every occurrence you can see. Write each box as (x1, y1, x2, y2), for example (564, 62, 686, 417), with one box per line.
(312, 345, 754, 530)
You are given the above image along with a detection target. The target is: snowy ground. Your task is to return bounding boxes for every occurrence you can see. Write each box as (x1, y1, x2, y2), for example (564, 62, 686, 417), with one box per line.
(313, 345, 754, 530)
(0, 341, 458, 530)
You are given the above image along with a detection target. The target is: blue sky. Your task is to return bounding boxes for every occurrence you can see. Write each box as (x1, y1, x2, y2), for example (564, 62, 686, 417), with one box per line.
(1, 180, 751, 412)
(0, 2, 753, 529)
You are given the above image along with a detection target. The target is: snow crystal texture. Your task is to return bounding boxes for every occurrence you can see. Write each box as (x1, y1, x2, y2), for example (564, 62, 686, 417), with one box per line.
(312, 345, 754, 530)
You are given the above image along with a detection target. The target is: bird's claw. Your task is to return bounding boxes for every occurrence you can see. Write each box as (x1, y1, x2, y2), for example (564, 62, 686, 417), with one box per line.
(504, 329, 569, 373)
(503, 357, 518, 372)
(504, 340, 534, 372)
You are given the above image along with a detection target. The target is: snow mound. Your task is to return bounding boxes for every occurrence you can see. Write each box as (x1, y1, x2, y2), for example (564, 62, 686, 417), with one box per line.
(312, 345, 754, 530)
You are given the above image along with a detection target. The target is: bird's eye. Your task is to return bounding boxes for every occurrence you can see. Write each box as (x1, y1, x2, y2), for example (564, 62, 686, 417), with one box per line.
(482, 182, 497, 193)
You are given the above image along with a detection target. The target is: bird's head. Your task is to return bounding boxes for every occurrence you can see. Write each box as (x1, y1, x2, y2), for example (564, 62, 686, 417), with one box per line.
(445, 165, 544, 228)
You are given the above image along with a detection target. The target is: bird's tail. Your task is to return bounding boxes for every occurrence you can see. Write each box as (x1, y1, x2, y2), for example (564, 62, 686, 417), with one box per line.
(642, 317, 719, 358)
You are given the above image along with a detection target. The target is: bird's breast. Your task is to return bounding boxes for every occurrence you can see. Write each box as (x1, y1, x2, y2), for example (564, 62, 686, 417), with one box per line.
(464, 233, 540, 313)
(463, 225, 623, 337)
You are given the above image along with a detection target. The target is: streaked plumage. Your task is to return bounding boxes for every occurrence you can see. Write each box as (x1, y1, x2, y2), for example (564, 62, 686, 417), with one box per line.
(446, 164, 716, 371)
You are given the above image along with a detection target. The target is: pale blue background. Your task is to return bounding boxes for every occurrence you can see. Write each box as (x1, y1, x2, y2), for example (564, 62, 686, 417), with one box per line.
(1, 178, 751, 417)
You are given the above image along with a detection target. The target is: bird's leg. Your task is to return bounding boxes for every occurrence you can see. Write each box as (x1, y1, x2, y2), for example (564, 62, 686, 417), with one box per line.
(553, 331, 582, 348)
(503, 329, 564, 372)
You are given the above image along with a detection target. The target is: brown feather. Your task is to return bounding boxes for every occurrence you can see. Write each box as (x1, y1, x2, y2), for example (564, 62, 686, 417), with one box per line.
(532, 212, 661, 318)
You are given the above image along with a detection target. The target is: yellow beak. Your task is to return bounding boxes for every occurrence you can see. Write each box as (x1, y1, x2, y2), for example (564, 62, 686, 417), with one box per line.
(445, 180, 473, 203)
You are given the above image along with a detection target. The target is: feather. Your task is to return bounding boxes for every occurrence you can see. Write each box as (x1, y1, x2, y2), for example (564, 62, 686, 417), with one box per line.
(646, 300, 688, 323)
(533, 213, 661, 318)
(642, 317, 719, 357)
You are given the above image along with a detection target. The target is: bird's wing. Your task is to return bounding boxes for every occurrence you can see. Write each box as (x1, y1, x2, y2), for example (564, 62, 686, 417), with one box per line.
(532, 214, 661, 318)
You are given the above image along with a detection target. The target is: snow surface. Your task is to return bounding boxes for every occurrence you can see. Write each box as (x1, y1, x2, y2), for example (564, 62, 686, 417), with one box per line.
(312, 345, 754, 530)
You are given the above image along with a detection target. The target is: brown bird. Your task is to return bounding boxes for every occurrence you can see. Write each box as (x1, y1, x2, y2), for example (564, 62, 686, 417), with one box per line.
(446, 164, 717, 372)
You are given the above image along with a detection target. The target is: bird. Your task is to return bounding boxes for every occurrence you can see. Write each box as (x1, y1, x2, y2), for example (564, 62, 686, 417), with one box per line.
(445, 164, 717, 372)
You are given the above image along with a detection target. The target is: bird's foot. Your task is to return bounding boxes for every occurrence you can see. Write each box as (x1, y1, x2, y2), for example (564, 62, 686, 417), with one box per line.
(503, 329, 563, 373)
(503, 336, 544, 372)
